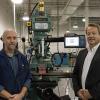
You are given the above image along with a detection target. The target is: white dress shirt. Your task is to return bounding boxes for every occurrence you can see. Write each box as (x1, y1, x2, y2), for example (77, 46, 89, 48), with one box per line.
(81, 43, 100, 89)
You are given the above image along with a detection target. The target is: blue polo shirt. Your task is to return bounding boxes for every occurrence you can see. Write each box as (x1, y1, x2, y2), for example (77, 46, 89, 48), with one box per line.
(8, 55, 18, 76)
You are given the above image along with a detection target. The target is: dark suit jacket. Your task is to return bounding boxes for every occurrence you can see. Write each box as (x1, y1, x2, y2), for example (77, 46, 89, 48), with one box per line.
(72, 46, 100, 100)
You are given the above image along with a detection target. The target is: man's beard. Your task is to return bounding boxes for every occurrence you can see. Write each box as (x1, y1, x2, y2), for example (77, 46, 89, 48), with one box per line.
(8, 44, 16, 50)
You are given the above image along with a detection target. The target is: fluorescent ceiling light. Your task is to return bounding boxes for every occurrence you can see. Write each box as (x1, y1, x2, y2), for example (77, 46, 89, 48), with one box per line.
(82, 18, 86, 22)
(11, 0, 23, 4)
(73, 25, 78, 29)
(22, 16, 29, 21)
(66, 30, 70, 33)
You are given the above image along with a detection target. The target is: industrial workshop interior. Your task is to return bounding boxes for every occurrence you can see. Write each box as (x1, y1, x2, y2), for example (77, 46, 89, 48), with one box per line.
(0, 0, 100, 100)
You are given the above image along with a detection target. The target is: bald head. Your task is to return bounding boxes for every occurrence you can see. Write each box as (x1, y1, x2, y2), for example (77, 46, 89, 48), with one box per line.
(2, 29, 17, 53)
(2, 30, 17, 40)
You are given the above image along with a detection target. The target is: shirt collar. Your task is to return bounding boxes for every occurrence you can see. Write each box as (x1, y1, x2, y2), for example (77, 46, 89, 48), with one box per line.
(87, 43, 100, 52)
(1, 49, 19, 57)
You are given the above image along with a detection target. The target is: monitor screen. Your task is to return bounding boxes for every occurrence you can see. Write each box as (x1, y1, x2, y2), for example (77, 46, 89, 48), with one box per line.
(64, 36, 79, 47)
(64, 35, 86, 48)
(34, 23, 48, 30)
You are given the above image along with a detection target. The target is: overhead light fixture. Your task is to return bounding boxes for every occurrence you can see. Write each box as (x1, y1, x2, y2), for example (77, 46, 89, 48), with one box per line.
(11, 0, 23, 4)
(73, 25, 78, 29)
(22, 16, 29, 21)
(22, 12, 29, 21)
(82, 18, 86, 22)
(66, 30, 70, 33)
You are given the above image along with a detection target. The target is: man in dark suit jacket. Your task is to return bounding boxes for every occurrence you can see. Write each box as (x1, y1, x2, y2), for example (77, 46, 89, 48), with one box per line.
(72, 23, 100, 100)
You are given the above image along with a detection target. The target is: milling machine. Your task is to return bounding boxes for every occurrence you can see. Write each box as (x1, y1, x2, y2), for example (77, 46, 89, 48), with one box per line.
(26, 1, 73, 100)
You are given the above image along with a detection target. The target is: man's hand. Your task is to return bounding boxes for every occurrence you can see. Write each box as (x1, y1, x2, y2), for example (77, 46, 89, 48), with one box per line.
(83, 89, 92, 99)
(77, 89, 87, 100)
(8, 86, 28, 100)
(8, 94, 23, 100)
(0, 89, 13, 100)
(77, 89, 92, 100)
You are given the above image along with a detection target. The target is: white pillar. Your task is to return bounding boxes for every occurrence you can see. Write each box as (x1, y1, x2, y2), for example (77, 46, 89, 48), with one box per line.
(85, 0, 89, 28)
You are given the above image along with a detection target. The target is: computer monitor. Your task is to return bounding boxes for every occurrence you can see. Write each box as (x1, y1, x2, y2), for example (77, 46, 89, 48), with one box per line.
(64, 35, 86, 48)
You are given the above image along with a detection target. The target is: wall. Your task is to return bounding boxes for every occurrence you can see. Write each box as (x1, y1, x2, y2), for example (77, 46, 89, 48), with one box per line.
(0, 0, 14, 50)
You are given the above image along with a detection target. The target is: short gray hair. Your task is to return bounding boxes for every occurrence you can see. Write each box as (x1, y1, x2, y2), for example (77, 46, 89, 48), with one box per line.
(2, 29, 17, 40)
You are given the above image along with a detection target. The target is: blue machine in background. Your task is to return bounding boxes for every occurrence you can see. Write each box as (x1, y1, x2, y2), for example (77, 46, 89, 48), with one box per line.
(51, 53, 69, 67)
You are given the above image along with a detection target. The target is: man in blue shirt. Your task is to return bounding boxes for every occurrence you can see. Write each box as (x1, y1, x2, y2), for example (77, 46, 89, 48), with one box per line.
(0, 30, 31, 100)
